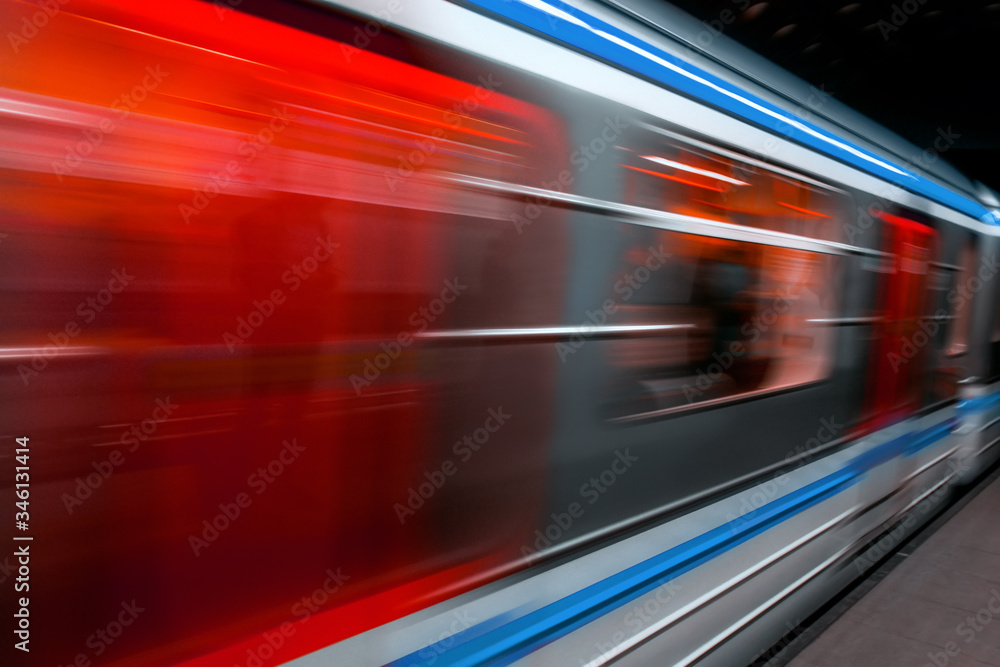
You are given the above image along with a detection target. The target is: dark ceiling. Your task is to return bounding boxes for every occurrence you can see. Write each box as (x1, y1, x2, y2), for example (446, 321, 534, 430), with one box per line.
(663, 0, 1000, 193)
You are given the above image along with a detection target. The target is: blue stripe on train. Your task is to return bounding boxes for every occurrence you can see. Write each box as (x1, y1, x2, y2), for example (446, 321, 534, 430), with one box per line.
(389, 415, 955, 666)
(388, 6, 974, 658)
(464, 0, 999, 225)
(957, 392, 1000, 414)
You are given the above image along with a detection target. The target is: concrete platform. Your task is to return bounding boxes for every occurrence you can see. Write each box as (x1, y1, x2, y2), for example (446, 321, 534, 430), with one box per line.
(781, 471, 1000, 667)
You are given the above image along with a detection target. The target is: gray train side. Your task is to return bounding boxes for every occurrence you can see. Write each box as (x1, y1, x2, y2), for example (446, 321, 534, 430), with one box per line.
(306, 1, 1000, 665)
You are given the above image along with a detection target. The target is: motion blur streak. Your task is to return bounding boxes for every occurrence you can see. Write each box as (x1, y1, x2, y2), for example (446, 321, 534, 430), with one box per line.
(3, 0, 1000, 666)
(0, 0, 564, 664)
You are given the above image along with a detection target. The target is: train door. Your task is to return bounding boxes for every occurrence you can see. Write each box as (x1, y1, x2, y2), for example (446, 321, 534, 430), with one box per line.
(863, 210, 937, 430)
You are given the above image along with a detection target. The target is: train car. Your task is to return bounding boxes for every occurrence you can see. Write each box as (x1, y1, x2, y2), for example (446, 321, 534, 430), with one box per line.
(2, 0, 1000, 665)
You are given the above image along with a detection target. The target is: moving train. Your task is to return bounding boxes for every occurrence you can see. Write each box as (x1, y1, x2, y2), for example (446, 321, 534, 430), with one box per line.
(2, 0, 1000, 665)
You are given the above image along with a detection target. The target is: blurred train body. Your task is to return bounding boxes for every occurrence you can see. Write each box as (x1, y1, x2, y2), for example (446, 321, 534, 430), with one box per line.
(2, 0, 1000, 665)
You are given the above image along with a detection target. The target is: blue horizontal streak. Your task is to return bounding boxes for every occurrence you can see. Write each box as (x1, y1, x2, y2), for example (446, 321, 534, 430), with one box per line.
(465, 0, 996, 224)
(390, 470, 855, 667)
(389, 416, 957, 666)
(901, 418, 958, 457)
(958, 393, 1000, 414)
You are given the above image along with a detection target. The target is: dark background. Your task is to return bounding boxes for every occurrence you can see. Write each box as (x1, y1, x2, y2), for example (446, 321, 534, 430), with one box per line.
(664, 0, 1000, 192)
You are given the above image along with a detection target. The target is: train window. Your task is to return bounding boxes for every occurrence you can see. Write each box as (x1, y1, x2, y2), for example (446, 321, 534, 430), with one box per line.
(0, 0, 565, 342)
(946, 241, 977, 355)
(602, 128, 847, 419)
(617, 128, 845, 244)
(603, 227, 840, 419)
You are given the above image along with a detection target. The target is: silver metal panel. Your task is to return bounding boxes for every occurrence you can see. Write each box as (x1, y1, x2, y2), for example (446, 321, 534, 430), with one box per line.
(321, 0, 999, 236)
